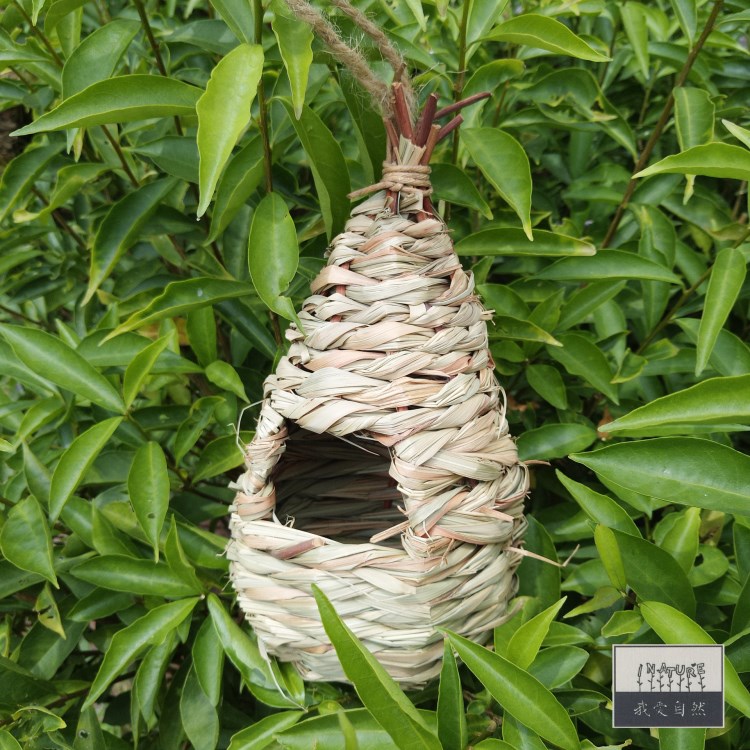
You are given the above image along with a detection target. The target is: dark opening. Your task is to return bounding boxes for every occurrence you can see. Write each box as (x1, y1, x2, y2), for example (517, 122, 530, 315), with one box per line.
(272, 425, 404, 546)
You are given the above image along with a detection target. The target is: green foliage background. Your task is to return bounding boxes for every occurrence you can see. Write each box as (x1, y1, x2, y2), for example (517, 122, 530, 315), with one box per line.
(0, 0, 749, 747)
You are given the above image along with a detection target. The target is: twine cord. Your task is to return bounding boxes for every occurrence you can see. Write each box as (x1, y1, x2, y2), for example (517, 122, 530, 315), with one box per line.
(348, 162, 432, 200)
(282, 0, 393, 116)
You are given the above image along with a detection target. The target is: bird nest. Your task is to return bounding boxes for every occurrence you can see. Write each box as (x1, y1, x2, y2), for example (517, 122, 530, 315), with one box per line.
(227, 109, 529, 686)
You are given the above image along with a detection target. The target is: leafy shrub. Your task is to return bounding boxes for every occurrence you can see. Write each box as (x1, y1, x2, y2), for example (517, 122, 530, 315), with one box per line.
(0, 0, 749, 748)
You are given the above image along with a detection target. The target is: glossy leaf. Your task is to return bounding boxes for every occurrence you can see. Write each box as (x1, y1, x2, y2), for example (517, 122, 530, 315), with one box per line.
(0, 497, 57, 587)
(548, 333, 619, 403)
(248, 192, 300, 324)
(61, 18, 140, 98)
(537, 251, 681, 284)
(620, 3, 649, 78)
(635, 143, 750, 182)
(602, 375, 750, 435)
(0, 325, 123, 412)
(611, 529, 696, 616)
(72, 555, 201, 596)
(481, 14, 609, 62)
(640, 601, 750, 717)
(280, 99, 350, 239)
(181, 665, 220, 750)
(110, 278, 254, 337)
(271, 0, 313, 119)
(431, 163, 492, 219)
(507, 597, 566, 669)
(12, 76, 203, 135)
(517, 423, 597, 461)
(206, 360, 248, 401)
(571, 437, 750, 516)
(594, 525, 627, 592)
(674, 87, 714, 151)
(86, 177, 177, 303)
(128, 442, 170, 561)
(130, 136, 199, 183)
(437, 642, 467, 750)
(456, 228, 595, 257)
(556, 471, 640, 536)
(228, 711, 305, 750)
(312, 585, 441, 750)
(0, 143, 61, 222)
(695, 247, 747, 375)
(84, 597, 199, 708)
(669, 0, 697, 43)
(196, 44, 263, 217)
(659, 728, 706, 750)
(526, 364, 568, 409)
(49, 417, 122, 521)
(463, 128, 532, 239)
(122, 336, 171, 409)
(443, 630, 579, 750)
(193, 617, 224, 707)
(209, 0, 254, 43)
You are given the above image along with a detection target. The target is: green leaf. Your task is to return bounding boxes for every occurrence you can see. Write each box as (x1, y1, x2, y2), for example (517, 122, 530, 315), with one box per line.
(193, 617, 224, 707)
(594, 525, 627, 591)
(601, 610, 643, 637)
(49, 417, 123, 521)
(659, 728, 705, 750)
(516, 515, 561, 609)
(456, 228, 595, 257)
(72, 555, 201, 597)
(110, 278, 254, 337)
(74, 706, 106, 750)
(312, 585, 441, 750)
(602, 375, 750, 436)
(123, 336, 171, 409)
(677, 318, 750, 377)
(528, 645, 589, 689)
(556, 471, 640, 536)
(228, 711, 304, 750)
(206, 360, 248, 401)
(462, 128, 532, 239)
(181, 665, 220, 750)
(209, 0, 255, 43)
(85, 177, 178, 303)
(507, 598, 566, 669)
(537, 251, 682, 284)
(547, 333, 619, 403)
(130, 136, 199, 183)
(193, 433, 250, 482)
(674, 88, 714, 151)
(61, 19, 140, 99)
(571, 437, 750, 516)
(723, 119, 750, 149)
(695, 247, 747, 375)
(635, 143, 750, 182)
(611, 529, 696, 615)
(12, 75, 203, 135)
(207, 137, 264, 241)
(526, 364, 568, 409)
(196, 43, 263, 217)
(437, 642, 467, 750)
(621, 3, 649, 79)
(84, 597, 199, 708)
(442, 630, 579, 750)
(669, 0, 697, 44)
(186, 307, 218, 367)
(271, 0, 313, 119)
(489, 315, 560, 346)
(248, 192, 300, 324)
(481, 14, 610, 62)
(280, 99, 350, 240)
(0, 325, 124, 412)
(659, 507, 701, 574)
(14, 163, 108, 222)
(206, 594, 298, 708)
(0, 730, 23, 750)
(431, 163, 492, 219)
(640, 601, 750, 717)
(0, 497, 57, 587)
(128, 442, 170, 561)
(0, 143, 61, 222)
(517, 423, 596, 461)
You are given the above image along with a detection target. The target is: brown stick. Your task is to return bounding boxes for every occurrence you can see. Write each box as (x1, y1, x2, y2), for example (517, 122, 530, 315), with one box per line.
(420, 124, 441, 165)
(435, 91, 492, 119)
(437, 115, 463, 142)
(601, 0, 724, 248)
(415, 94, 438, 147)
(392, 82, 414, 140)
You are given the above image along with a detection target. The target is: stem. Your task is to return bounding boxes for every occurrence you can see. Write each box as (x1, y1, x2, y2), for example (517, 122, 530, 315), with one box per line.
(254, 0, 273, 193)
(601, 0, 724, 248)
(450, 0, 472, 166)
(100, 125, 140, 188)
(31, 187, 87, 250)
(12, 0, 63, 67)
(133, 0, 183, 135)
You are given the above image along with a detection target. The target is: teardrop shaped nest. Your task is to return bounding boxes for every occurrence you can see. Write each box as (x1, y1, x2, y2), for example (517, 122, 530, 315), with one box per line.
(227, 89, 529, 686)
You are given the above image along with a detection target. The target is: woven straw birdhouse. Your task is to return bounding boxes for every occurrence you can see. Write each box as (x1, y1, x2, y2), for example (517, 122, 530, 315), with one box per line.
(227, 86, 529, 686)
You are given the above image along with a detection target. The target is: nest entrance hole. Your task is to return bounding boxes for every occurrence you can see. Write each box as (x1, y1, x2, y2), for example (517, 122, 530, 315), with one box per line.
(272, 425, 405, 547)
